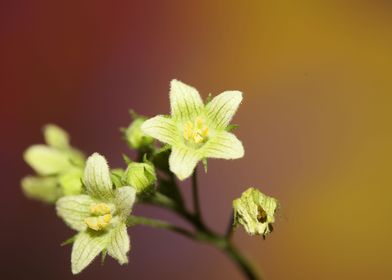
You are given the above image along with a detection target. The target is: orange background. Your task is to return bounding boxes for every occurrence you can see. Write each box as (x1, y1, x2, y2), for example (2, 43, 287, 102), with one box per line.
(1, 1, 391, 279)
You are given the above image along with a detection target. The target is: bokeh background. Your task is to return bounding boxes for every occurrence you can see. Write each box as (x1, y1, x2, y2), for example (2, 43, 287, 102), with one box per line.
(1, 0, 392, 279)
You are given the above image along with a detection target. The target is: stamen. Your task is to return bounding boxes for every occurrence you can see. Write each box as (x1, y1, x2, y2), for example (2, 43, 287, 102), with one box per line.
(183, 117, 209, 144)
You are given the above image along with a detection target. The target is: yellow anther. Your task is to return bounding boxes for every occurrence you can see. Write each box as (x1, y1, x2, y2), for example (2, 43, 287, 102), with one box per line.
(84, 214, 112, 231)
(183, 121, 194, 140)
(90, 203, 111, 216)
(183, 117, 209, 144)
(195, 116, 204, 128)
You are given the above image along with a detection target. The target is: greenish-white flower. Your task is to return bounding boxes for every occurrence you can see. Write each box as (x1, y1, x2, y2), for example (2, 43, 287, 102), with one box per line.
(141, 79, 244, 180)
(123, 162, 156, 195)
(22, 124, 85, 202)
(233, 187, 278, 237)
(124, 116, 154, 149)
(56, 153, 136, 274)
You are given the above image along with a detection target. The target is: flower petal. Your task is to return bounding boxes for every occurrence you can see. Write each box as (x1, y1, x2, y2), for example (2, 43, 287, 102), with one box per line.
(141, 115, 180, 145)
(56, 195, 95, 231)
(114, 186, 136, 218)
(170, 79, 204, 121)
(58, 168, 83, 196)
(71, 231, 108, 274)
(43, 124, 70, 149)
(205, 91, 242, 130)
(107, 223, 130, 265)
(201, 131, 244, 159)
(24, 145, 72, 175)
(21, 176, 60, 203)
(83, 153, 114, 199)
(169, 146, 200, 180)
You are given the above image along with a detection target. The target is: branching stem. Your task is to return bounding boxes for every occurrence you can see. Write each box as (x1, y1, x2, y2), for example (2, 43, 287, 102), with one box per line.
(137, 170, 261, 280)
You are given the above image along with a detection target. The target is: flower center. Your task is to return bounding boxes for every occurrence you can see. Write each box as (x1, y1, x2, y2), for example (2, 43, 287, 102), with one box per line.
(84, 203, 112, 231)
(183, 116, 209, 144)
(257, 206, 267, 223)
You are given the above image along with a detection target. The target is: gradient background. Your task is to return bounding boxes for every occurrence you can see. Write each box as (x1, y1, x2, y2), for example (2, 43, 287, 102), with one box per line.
(1, 1, 392, 279)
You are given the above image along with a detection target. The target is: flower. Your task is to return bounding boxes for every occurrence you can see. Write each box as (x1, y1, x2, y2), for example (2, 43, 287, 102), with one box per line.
(233, 187, 278, 238)
(141, 79, 244, 180)
(22, 124, 85, 203)
(56, 153, 136, 274)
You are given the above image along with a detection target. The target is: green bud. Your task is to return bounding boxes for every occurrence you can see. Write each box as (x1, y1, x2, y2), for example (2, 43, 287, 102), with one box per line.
(125, 118, 154, 150)
(233, 187, 278, 238)
(123, 162, 156, 194)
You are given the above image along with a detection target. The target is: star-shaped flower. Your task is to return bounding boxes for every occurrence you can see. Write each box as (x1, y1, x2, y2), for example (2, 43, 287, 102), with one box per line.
(56, 153, 136, 274)
(141, 79, 244, 180)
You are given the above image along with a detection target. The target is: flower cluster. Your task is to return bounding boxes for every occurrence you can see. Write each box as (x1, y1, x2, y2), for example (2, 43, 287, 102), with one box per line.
(21, 79, 279, 276)
(22, 124, 85, 202)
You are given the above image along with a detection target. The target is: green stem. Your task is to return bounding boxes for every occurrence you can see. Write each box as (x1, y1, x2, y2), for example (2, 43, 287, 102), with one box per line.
(225, 210, 235, 239)
(137, 163, 260, 279)
(126, 215, 194, 239)
(191, 169, 202, 220)
(129, 213, 261, 279)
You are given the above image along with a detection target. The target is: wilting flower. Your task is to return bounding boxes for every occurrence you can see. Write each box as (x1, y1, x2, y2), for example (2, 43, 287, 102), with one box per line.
(56, 153, 136, 274)
(22, 124, 85, 203)
(141, 79, 244, 180)
(233, 187, 278, 238)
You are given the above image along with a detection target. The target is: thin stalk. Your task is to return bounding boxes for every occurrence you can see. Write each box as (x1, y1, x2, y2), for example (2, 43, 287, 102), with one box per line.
(126, 215, 194, 239)
(224, 242, 261, 280)
(225, 210, 235, 239)
(128, 215, 261, 280)
(191, 169, 201, 220)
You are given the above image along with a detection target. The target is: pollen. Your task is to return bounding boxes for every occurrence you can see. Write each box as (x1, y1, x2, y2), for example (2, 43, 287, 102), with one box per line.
(85, 214, 112, 231)
(183, 116, 209, 144)
(90, 203, 111, 215)
(85, 203, 112, 231)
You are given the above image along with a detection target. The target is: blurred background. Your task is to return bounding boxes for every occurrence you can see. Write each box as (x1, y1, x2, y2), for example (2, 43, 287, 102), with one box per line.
(1, 0, 392, 279)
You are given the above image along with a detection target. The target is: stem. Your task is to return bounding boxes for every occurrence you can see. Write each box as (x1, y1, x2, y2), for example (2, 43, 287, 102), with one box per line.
(126, 215, 194, 239)
(225, 210, 235, 239)
(136, 160, 260, 279)
(128, 215, 261, 280)
(224, 242, 261, 280)
(191, 169, 201, 220)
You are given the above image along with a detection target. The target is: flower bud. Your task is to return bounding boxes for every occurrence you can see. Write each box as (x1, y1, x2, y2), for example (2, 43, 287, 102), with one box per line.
(123, 162, 156, 194)
(233, 187, 278, 238)
(125, 118, 154, 150)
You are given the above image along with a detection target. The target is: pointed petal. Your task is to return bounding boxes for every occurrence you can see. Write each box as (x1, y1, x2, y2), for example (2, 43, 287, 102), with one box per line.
(71, 231, 108, 274)
(43, 124, 70, 149)
(56, 195, 95, 231)
(170, 79, 204, 121)
(141, 115, 180, 145)
(169, 146, 200, 180)
(24, 145, 72, 175)
(21, 176, 60, 203)
(205, 91, 242, 130)
(107, 223, 130, 265)
(201, 131, 244, 159)
(115, 186, 136, 218)
(83, 153, 114, 199)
